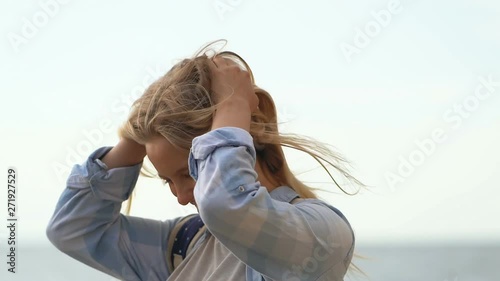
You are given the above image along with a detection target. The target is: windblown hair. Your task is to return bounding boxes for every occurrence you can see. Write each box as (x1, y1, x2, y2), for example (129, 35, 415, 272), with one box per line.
(118, 40, 366, 275)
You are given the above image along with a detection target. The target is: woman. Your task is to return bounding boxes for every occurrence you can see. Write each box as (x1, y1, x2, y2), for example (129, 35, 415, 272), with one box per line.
(46, 41, 364, 281)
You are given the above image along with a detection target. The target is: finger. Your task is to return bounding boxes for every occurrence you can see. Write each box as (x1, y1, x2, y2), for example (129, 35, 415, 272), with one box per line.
(216, 56, 242, 69)
(212, 56, 230, 67)
(207, 57, 220, 72)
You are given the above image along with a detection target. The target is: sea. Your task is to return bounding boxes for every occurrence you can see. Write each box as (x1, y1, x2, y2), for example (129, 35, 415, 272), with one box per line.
(0, 243, 498, 281)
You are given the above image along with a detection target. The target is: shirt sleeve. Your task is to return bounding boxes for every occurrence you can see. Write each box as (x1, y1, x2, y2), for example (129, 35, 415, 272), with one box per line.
(46, 146, 181, 281)
(189, 127, 355, 280)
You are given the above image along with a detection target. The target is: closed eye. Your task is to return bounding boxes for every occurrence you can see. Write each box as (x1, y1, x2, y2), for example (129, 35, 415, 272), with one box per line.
(158, 171, 190, 186)
(159, 176, 172, 186)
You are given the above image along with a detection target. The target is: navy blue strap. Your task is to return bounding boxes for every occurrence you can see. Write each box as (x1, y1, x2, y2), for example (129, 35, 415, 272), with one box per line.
(171, 214, 205, 261)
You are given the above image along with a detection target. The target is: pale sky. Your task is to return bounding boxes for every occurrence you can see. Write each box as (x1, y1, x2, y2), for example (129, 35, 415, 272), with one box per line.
(1, 0, 499, 246)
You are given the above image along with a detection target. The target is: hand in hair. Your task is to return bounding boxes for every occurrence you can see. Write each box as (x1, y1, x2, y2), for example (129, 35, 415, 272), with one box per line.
(100, 138, 146, 169)
(209, 56, 259, 132)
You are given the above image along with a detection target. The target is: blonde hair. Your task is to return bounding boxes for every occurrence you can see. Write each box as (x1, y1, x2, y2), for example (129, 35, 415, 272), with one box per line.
(118, 40, 366, 276)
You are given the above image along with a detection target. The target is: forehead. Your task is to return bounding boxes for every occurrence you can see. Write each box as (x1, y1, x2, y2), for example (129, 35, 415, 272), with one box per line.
(145, 136, 190, 176)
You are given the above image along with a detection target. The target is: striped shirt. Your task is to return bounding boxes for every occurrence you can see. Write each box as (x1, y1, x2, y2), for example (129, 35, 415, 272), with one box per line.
(46, 127, 355, 280)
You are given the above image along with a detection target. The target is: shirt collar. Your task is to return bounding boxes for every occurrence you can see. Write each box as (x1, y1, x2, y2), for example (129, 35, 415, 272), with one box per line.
(269, 185, 300, 203)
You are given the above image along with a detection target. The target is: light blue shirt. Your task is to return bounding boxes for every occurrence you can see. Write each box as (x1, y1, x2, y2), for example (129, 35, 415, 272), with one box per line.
(47, 127, 355, 281)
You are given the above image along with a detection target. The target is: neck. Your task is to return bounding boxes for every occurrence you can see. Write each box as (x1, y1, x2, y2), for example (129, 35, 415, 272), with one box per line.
(255, 160, 280, 193)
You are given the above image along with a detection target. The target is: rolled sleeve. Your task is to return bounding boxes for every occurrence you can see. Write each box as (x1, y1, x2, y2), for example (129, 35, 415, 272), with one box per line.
(188, 127, 256, 181)
(65, 146, 142, 202)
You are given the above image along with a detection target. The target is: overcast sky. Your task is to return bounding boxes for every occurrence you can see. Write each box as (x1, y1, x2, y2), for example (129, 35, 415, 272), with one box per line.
(1, 0, 499, 246)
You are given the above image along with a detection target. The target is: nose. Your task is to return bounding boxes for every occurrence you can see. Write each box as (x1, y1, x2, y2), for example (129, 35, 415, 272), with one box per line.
(176, 190, 194, 206)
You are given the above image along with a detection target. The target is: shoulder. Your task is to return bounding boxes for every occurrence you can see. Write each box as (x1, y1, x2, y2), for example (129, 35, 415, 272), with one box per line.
(166, 214, 207, 274)
(294, 197, 355, 265)
(295, 198, 352, 225)
(294, 197, 354, 236)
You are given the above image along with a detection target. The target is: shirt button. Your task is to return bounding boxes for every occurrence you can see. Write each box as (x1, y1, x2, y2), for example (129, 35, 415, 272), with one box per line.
(238, 185, 245, 192)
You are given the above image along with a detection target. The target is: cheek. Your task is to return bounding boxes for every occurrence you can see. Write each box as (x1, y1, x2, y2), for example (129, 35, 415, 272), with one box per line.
(169, 179, 195, 197)
(169, 184, 177, 197)
(182, 178, 196, 193)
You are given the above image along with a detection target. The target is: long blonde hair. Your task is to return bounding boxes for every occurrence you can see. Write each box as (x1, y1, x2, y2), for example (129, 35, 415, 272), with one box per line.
(118, 40, 366, 275)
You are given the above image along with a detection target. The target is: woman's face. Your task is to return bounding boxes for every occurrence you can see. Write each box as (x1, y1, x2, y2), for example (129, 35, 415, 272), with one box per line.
(145, 136, 196, 207)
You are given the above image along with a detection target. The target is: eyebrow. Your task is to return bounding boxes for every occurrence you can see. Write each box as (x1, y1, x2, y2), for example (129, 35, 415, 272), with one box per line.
(158, 166, 189, 180)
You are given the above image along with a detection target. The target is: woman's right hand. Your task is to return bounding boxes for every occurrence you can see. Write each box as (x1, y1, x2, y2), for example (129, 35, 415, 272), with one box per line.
(100, 138, 146, 169)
